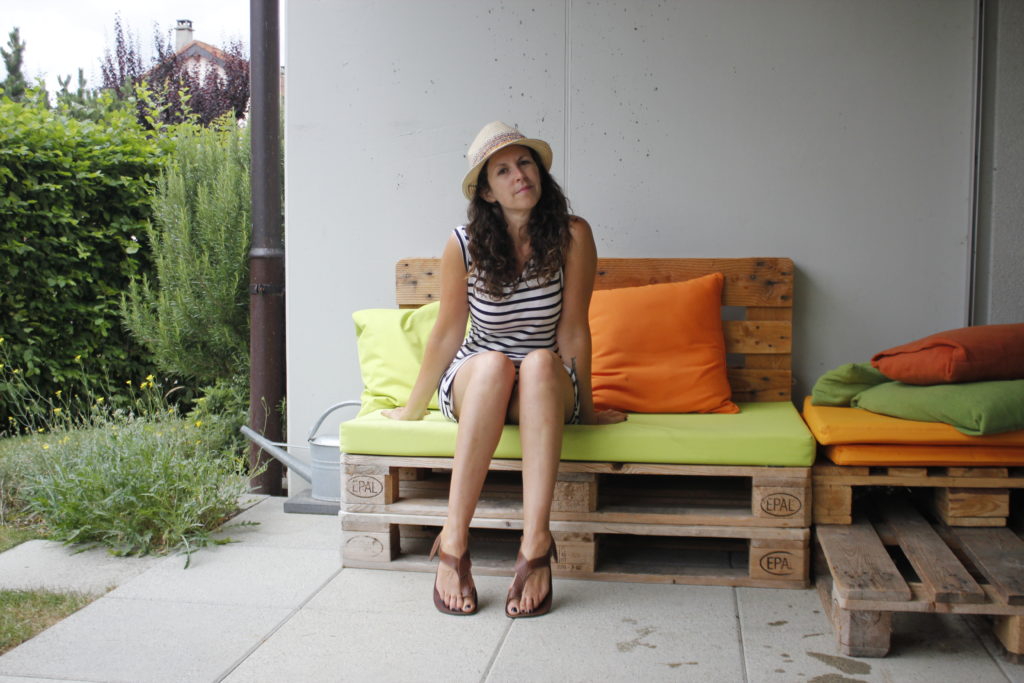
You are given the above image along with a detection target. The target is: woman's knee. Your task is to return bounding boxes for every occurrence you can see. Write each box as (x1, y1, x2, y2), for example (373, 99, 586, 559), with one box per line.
(469, 351, 517, 388)
(518, 350, 566, 388)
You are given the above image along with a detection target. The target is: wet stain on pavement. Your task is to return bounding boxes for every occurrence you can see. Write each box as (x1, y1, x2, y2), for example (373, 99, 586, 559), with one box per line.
(768, 620, 788, 626)
(617, 625, 657, 652)
(807, 651, 871, 675)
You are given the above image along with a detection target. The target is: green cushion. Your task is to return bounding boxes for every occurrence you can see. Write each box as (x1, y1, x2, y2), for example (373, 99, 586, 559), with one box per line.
(811, 362, 889, 406)
(851, 379, 1024, 436)
(352, 303, 443, 417)
(340, 401, 814, 466)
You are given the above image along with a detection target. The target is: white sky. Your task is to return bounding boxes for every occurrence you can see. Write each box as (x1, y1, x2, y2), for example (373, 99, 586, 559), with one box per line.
(0, 0, 273, 92)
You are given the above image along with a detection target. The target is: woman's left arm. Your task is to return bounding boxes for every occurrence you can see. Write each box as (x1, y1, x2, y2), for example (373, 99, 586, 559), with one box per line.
(557, 217, 626, 425)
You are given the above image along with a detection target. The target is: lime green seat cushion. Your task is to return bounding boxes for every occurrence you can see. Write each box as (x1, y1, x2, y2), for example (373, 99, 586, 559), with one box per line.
(340, 401, 814, 466)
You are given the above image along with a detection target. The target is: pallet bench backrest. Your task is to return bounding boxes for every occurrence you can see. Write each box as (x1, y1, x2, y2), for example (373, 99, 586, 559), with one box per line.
(396, 257, 793, 402)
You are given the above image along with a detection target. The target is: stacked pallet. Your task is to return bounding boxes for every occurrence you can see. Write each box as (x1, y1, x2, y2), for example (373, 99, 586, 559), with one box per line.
(342, 457, 812, 588)
(814, 462, 1024, 527)
(815, 497, 1024, 659)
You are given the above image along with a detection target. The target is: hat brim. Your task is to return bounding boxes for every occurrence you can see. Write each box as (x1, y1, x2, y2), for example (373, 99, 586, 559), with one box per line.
(462, 138, 553, 201)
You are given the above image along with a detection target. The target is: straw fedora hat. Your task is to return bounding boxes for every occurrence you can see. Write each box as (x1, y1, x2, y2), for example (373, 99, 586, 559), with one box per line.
(462, 121, 553, 200)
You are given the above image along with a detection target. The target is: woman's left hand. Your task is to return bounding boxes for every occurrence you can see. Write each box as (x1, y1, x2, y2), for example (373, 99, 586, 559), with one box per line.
(588, 409, 628, 425)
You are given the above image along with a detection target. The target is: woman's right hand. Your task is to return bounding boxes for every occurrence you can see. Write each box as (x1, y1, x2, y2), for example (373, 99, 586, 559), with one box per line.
(382, 405, 428, 421)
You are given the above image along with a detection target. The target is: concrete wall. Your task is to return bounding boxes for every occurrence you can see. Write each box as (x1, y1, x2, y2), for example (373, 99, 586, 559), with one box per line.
(973, 0, 1024, 324)
(284, 0, 979, 478)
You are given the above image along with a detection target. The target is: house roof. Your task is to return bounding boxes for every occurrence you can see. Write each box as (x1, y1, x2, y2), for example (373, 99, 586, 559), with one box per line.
(175, 40, 234, 67)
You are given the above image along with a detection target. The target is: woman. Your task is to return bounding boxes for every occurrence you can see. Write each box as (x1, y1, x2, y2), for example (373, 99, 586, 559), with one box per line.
(384, 121, 625, 618)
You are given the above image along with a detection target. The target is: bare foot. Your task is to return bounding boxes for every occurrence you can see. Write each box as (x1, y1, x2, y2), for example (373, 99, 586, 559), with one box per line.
(506, 534, 554, 616)
(434, 531, 476, 613)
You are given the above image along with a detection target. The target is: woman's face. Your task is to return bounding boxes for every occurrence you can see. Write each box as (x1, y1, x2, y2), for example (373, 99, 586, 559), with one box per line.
(480, 145, 542, 212)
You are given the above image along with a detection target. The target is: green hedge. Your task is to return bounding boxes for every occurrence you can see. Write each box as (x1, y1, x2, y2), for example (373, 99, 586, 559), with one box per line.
(0, 96, 161, 426)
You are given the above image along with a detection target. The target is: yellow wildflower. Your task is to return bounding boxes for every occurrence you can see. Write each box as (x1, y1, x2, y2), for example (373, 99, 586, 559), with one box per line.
(125, 380, 132, 386)
(42, 443, 49, 450)
(56, 390, 62, 398)
(96, 397, 105, 404)
(194, 420, 203, 428)
(146, 374, 155, 382)
(53, 407, 62, 415)
(74, 355, 82, 361)
(13, 369, 20, 374)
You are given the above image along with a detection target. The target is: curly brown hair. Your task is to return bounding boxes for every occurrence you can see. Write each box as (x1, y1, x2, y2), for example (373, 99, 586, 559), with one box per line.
(465, 148, 572, 299)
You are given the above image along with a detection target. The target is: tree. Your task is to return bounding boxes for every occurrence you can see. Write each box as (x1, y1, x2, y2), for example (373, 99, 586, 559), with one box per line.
(101, 14, 249, 128)
(1, 27, 28, 101)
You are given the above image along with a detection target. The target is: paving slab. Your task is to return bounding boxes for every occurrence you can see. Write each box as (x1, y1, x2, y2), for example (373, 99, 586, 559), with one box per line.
(214, 496, 340, 551)
(0, 597, 291, 682)
(737, 586, 1020, 682)
(107, 543, 341, 609)
(0, 540, 160, 595)
(489, 580, 743, 682)
(224, 568, 509, 681)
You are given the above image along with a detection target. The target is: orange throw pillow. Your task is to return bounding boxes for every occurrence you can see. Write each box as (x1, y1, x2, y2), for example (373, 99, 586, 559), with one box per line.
(871, 323, 1024, 385)
(589, 274, 739, 414)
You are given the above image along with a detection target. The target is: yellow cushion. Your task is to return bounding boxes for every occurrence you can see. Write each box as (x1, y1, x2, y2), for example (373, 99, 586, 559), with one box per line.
(824, 444, 1024, 467)
(801, 396, 1024, 446)
(341, 402, 813, 466)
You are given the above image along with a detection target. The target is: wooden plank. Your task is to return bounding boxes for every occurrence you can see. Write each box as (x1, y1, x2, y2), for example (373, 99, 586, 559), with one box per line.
(344, 453, 812, 480)
(995, 615, 1024, 657)
(815, 521, 911, 602)
(815, 563, 893, 657)
(752, 484, 810, 525)
(934, 488, 1010, 522)
(949, 467, 1009, 479)
(879, 500, 986, 604)
(749, 538, 808, 583)
(397, 257, 795, 308)
(746, 307, 792, 321)
(723, 321, 791, 354)
(887, 467, 928, 478)
(813, 484, 853, 525)
(949, 527, 1024, 606)
(726, 368, 791, 402)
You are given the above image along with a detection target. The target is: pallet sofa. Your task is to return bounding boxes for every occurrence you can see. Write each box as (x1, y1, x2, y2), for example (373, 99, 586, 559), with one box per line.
(802, 397, 1024, 658)
(339, 257, 816, 588)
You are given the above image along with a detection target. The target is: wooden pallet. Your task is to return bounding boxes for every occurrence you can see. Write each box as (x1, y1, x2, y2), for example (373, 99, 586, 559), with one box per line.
(815, 497, 1024, 659)
(813, 462, 1024, 527)
(341, 455, 811, 588)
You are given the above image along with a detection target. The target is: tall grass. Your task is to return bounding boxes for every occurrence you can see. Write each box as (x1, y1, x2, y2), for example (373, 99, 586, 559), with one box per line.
(1, 341, 257, 566)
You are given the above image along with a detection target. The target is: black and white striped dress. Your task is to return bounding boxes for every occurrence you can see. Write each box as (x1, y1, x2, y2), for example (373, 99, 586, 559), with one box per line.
(437, 225, 580, 423)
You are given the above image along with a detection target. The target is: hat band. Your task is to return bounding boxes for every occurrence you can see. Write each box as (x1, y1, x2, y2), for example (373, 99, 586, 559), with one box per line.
(469, 130, 526, 168)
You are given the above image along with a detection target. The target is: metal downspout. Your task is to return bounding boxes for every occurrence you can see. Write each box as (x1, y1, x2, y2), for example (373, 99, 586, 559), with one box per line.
(248, 0, 285, 494)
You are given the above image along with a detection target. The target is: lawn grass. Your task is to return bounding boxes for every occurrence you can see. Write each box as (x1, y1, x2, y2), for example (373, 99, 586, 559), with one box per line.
(0, 588, 97, 655)
(0, 525, 45, 554)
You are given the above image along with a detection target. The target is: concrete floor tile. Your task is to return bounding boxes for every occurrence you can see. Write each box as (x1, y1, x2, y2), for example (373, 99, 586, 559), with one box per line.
(737, 587, 1017, 682)
(222, 608, 510, 683)
(0, 540, 160, 594)
(488, 581, 742, 683)
(107, 544, 340, 609)
(215, 496, 340, 551)
(304, 567, 512, 616)
(0, 597, 290, 683)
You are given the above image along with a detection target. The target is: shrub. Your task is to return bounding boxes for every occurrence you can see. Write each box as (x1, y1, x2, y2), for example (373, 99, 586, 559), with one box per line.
(0, 93, 161, 426)
(121, 117, 251, 388)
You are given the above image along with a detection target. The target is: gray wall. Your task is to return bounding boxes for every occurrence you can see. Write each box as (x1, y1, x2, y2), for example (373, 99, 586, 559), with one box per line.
(974, 0, 1024, 324)
(284, 0, 979, 479)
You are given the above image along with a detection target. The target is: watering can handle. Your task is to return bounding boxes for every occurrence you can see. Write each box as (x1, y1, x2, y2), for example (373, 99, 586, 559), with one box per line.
(307, 400, 362, 441)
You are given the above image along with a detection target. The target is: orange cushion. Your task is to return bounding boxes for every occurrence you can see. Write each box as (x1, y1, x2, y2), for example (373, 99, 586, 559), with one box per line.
(801, 397, 1024, 446)
(589, 274, 738, 414)
(871, 323, 1024, 384)
(823, 444, 1024, 467)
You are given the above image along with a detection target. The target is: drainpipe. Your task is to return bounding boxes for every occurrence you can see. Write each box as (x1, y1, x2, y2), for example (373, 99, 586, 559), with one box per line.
(248, 0, 285, 494)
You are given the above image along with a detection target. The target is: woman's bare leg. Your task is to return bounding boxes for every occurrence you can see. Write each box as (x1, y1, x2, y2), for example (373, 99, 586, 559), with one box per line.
(506, 349, 575, 614)
(436, 351, 516, 612)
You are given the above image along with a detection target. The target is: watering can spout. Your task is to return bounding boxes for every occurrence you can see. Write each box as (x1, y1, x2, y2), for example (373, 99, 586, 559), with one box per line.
(241, 425, 312, 483)
(240, 401, 360, 503)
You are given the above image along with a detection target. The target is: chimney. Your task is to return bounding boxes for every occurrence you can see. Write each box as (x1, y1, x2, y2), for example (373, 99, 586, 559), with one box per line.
(174, 19, 194, 52)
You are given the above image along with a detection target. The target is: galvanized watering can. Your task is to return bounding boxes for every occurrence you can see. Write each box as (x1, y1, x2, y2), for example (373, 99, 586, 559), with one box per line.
(241, 400, 360, 502)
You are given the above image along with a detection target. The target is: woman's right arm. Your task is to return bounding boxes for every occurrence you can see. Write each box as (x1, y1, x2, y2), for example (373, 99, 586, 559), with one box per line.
(383, 233, 469, 420)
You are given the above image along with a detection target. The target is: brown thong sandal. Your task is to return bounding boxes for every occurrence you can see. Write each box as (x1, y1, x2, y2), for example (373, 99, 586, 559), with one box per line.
(505, 538, 558, 618)
(429, 534, 478, 616)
